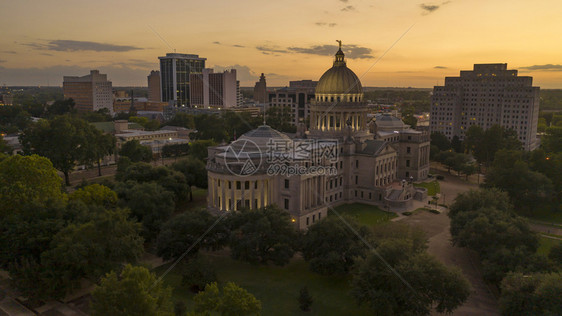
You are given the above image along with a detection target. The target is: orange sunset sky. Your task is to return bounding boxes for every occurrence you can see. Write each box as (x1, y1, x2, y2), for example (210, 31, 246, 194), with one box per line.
(1, 0, 561, 88)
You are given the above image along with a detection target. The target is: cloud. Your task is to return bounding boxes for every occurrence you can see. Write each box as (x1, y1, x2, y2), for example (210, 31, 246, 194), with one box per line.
(256, 45, 289, 54)
(212, 64, 288, 85)
(40, 53, 53, 56)
(110, 59, 157, 69)
(519, 64, 562, 71)
(213, 41, 221, 45)
(21, 40, 142, 52)
(2, 51, 17, 54)
(288, 44, 374, 59)
(315, 22, 337, 27)
(339, 0, 349, 2)
(434, 66, 447, 69)
(341, 5, 355, 11)
(0, 60, 6, 63)
(420, 1, 450, 15)
(232, 44, 245, 48)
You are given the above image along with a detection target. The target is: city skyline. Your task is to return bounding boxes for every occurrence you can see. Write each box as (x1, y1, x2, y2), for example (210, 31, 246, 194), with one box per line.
(1, 0, 561, 87)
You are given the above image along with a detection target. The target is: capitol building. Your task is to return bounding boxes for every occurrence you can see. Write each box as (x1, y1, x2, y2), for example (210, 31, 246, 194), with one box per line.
(206, 45, 430, 229)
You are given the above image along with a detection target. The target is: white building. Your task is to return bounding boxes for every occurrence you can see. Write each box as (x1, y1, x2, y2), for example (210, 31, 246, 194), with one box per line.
(190, 69, 239, 108)
(430, 63, 540, 150)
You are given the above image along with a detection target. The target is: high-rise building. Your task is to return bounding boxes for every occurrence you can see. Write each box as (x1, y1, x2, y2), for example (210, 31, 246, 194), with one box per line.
(63, 70, 113, 114)
(268, 86, 315, 125)
(253, 73, 267, 104)
(190, 69, 239, 108)
(159, 53, 206, 107)
(430, 63, 540, 150)
(147, 70, 161, 102)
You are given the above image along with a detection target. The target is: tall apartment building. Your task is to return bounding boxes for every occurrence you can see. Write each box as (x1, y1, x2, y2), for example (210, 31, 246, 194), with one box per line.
(253, 73, 267, 104)
(430, 63, 540, 150)
(159, 53, 206, 107)
(268, 87, 315, 125)
(147, 70, 161, 102)
(190, 69, 239, 108)
(63, 70, 113, 114)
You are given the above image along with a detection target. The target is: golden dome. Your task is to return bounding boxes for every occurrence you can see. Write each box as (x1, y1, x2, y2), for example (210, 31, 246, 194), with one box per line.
(315, 46, 363, 95)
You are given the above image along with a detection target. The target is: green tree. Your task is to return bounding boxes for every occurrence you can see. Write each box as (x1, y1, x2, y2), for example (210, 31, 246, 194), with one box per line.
(84, 127, 116, 176)
(117, 163, 189, 203)
(500, 272, 562, 316)
(119, 140, 153, 163)
(0, 135, 12, 154)
(156, 210, 229, 261)
(430, 132, 451, 151)
(45, 98, 76, 117)
(192, 114, 229, 142)
(166, 112, 195, 129)
(541, 126, 562, 153)
(402, 114, 417, 128)
(301, 215, 371, 275)
(172, 156, 208, 200)
(188, 139, 216, 161)
(451, 135, 463, 153)
(193, 282, 261, 316)
(266, 107, 296, 133)
(91, 264, 174, 316)
(181, 256, 218, 292)
(228, 206, 297, 266)
(20, 115, 97, 185)
(0, 154, 64, 214)
(69, 184, 118, 208)
(116, 181, 175, 240)
(351, 252, 470, 315)
(548, 242, 562, 265)
(298, 286, 313, 312)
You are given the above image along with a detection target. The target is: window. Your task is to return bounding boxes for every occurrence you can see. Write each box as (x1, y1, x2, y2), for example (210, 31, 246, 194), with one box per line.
(406, 160, 410, 167)
(284, 198, 289, 209)
(236, 181, 241, 190)
(355, 176, 358, 185)
(284, 179, 289, 189)
(306, 217, 309, 225)
(245, 181, 249, 190)
(318, 212, 322, 220)
(355, 160, 359, 168)
(406, 171, 410, 177)
(355, 190, 358, 197)
(254, 181, 258, 189)
(407, 147, 411, 153)
(228, 181, 232, 189)
(340, 161, 343, 168)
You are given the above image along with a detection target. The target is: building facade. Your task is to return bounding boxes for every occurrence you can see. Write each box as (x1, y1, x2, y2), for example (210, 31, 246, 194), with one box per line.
(159, 53, 206, 107)
(63, 70, 113, 114)
(207, 46, 430, 229)
(430, 63, 540, 150)
(147, 70, 161, 102)
(267, 87, 315, 125)
(190, 69, 240, 108)
(253, 73, 267, 104)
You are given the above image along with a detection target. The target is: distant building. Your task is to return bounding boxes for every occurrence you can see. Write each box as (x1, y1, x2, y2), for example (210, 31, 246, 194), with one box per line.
(289, 80, 318, 89)
(253, 73, 267, 104)
(147, 70, 161, 102)
(430, 63, 540, 150)
(159, 53, 206, 107)
(190, 69, 239, 108)
(268, 87, 315, 125)
(63, 70, 113, 114)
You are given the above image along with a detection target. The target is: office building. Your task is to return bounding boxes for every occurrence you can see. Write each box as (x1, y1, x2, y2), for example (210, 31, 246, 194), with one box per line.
(147, 70, 161, 102)
(253, 73, 267, 104)
(430, 63, 540, 150)
(268, 86, 315, 125)
(190, 69, 239, 108)
(63, 70, 113, 114)
(159, 53, 206, 107)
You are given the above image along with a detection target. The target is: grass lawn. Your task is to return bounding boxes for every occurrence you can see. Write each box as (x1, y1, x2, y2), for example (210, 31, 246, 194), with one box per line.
(413, 180, 440, 196)
(154, 253, 372, 316)
(537, 236, 562, 256)
(332, 203, 397, 226)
